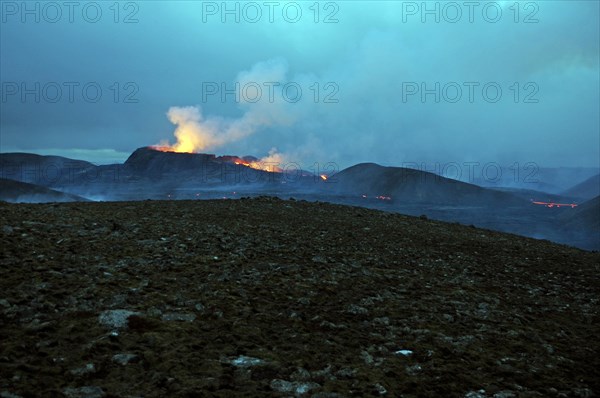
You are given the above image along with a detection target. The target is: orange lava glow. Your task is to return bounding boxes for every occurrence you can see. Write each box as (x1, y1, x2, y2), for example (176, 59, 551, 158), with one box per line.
(150, 145, 185, 153)
(231, 157, 283, 173)
(532, 201, 577, 208)
(147, 146, 282, 173)
(360, 194, 392, 201)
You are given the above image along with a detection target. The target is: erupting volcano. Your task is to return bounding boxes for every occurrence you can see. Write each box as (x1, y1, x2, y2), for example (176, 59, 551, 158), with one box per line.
(146, 146, 283, 173)
(135, 145, 285, 173)
(151, 106, 230, 154)
(231, 157, 283, 173)
(151, 106, 287, 173)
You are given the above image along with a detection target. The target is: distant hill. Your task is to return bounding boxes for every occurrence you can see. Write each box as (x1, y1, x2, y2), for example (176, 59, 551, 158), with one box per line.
(561, 174, 600, 200)
(472, 166, 599, 194)
(0, 152, 95, 168)
(328, 163, 524, 206)
(559, 195, 600, 231)
(1, 149, 597, 250)
(556, 196, 600, 250)
(0, 178, 89, 203)
(490, 187, 578, 203)
(0, 152, 96, 187)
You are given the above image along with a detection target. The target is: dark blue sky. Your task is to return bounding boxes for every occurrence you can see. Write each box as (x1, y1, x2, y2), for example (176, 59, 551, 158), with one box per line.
(1, 1, 598, 168)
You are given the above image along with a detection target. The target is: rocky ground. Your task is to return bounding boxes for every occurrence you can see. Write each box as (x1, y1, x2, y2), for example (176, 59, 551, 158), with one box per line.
(0, 197, 598, 397)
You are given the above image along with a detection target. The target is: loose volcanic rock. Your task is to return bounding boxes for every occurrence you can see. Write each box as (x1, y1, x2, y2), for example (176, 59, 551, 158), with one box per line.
(63, 386, 105, 398)
(98, 309, 140, 329)
(0, 199, 598, 397)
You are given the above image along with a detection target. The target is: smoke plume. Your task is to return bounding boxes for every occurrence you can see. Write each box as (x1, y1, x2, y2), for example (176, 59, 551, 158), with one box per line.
(155, 59, 298, 157)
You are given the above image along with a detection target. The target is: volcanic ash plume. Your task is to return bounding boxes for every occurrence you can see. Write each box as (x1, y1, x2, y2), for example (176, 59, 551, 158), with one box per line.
(153, 106, 221, 153)
(153, 59, 297, 155)
(153, 105, 255, 153)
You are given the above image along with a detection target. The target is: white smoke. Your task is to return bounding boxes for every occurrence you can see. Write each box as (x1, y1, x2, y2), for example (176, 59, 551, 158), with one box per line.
(157, 58, 299, 156)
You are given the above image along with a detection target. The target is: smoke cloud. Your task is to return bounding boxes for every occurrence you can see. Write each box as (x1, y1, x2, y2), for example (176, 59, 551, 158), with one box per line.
(156, 59, 300, 157)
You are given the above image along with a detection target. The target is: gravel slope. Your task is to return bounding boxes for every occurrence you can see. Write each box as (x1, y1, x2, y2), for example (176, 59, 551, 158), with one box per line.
(1, 198, 598, 397)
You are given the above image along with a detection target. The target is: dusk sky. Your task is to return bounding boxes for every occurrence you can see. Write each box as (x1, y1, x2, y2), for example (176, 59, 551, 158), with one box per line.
(1, 1, 598, 169)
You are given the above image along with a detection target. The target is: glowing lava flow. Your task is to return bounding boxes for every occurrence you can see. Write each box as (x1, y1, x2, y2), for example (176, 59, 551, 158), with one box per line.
(360, 194, 392, 201)
(532, 201, 578, 208)
(231, 157, 283, 173)
(148, 146, 283, 173)
(150, 145, 178, 153)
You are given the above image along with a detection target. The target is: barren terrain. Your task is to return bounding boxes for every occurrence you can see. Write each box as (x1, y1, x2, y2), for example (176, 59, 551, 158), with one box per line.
(1, 198, 598, 397)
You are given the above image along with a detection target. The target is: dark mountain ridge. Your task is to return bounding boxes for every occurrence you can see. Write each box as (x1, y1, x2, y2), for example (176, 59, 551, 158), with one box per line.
(0, 178, 89, 203)
(0, 152, 96, 187)
(329, 163, 524, 206)
(561, 174, 600, 200)
(1, 148, 598, 250)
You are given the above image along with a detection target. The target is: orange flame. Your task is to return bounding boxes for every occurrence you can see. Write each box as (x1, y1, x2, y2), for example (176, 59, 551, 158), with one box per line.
(152, 106, 288, 172)
(148, 145, 285, 173)
(150, 144, 182, 153)
(231, 157, 283, 173)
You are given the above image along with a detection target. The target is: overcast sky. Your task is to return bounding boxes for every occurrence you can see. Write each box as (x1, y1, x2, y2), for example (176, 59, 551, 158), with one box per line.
(1, 1, 598, 169)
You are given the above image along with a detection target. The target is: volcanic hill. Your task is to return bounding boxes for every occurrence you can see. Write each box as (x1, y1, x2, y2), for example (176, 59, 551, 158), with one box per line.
(1, 198, 598, 397)
(561, 174, 600, 201)
(328, 163, 524, 206)
(1, 148, 598, 250)
(0, 178, 89, 203)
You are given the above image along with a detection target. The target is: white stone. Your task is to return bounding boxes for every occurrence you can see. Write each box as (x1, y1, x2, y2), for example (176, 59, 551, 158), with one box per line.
(98, 309, 140, 329)
(230, 355, 264, 367)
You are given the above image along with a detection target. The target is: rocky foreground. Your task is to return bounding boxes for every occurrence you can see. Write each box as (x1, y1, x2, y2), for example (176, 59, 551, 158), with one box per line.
(0, 198, 598, 397)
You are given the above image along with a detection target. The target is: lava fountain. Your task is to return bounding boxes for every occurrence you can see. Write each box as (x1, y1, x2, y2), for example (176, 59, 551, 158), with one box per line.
(151, 106, 286, 173)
